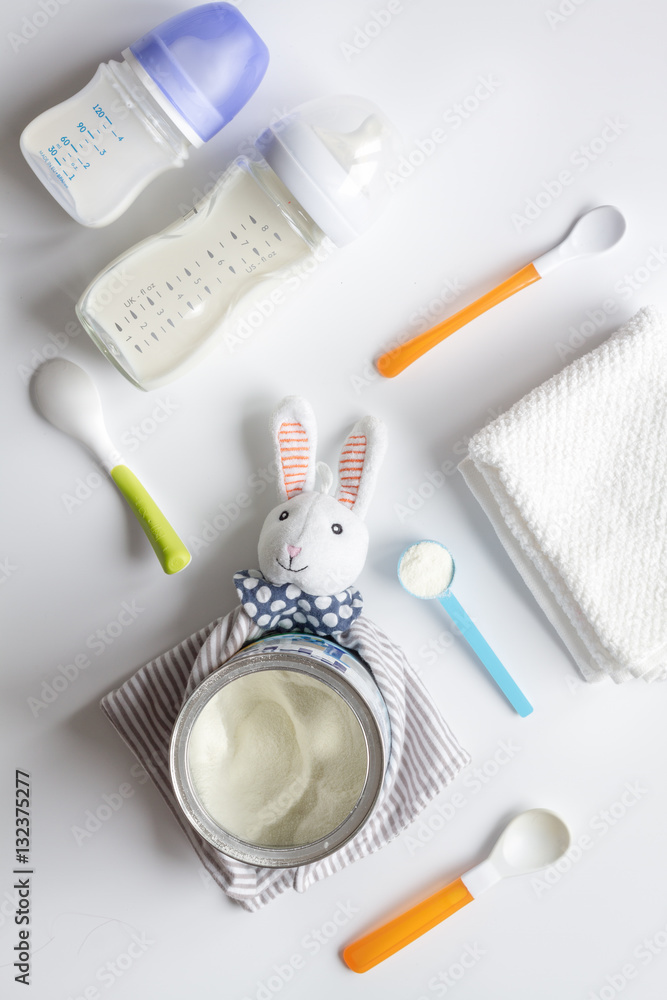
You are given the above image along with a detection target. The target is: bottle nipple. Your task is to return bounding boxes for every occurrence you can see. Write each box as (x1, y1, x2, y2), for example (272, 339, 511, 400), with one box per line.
(256, 96, 402, 247)
(314, 116, 385, 192)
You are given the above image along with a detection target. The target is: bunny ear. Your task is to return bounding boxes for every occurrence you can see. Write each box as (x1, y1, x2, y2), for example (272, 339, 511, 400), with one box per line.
(336, 415, 387, 520)
(315, 461, 334, 495)
(271, 396, 317, 502)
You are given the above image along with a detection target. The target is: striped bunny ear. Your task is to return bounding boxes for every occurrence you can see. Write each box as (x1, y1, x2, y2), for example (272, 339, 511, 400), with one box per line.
(336, 415, 387, 520)
(271, 397, 317, 502)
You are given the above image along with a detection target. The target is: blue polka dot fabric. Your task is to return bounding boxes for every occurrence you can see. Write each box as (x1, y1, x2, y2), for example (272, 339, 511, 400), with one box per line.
(233, 570, 364, 636)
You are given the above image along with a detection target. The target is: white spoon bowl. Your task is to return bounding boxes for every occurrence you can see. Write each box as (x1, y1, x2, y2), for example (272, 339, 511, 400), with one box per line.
(32, 358, 190, 575)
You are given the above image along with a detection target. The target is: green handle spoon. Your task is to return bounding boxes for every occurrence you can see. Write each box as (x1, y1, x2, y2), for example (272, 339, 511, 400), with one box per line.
(32, 358, 190, 575)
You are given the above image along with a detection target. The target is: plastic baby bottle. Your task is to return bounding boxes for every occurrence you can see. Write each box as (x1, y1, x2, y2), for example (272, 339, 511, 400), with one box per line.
(75, 95, 401, 389)
(20, 3, 269, 228)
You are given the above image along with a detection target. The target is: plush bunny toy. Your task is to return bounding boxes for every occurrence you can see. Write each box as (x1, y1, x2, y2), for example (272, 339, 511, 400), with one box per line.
(234, 396, 387, 636)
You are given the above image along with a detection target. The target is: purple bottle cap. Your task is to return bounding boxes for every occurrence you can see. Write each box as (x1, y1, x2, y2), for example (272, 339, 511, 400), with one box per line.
(128, 3, 269, 143)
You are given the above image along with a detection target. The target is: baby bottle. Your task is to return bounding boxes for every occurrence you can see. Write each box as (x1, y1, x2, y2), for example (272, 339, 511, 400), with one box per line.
(75, 95, 401, 390)
(20, 3, 269, 228)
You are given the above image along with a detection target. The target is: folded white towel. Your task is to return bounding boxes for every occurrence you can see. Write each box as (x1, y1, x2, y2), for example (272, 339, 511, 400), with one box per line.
(459, 306, 667, 683)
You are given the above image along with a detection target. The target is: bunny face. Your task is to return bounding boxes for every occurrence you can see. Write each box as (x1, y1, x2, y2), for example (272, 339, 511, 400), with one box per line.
(256, 396, 387, 599)
(258, 491, 369, 597)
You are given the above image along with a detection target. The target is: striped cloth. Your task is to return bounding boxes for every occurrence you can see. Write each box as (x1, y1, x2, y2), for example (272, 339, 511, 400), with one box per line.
(101, 607, 470, 911)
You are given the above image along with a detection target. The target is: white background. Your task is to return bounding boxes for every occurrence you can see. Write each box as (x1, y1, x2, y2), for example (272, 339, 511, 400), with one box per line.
(2, 1, 667, 998)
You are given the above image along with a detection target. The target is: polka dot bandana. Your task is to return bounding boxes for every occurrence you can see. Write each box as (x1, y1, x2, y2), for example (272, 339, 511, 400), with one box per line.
(233, 570, 363, 636)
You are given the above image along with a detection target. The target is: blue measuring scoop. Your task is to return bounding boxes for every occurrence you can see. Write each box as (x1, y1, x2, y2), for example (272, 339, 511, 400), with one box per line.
(398, 540, 533, 717)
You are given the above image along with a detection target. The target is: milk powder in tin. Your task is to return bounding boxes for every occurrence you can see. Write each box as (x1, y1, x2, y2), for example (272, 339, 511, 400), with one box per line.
(170, 633, 391, 868)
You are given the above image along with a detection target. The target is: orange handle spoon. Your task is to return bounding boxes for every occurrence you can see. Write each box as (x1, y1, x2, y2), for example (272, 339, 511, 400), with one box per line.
(376, 205, 626, 378)
(343, 876, 473, 974)
(343, 808, 570, 974)
(377, 264, 538, 377)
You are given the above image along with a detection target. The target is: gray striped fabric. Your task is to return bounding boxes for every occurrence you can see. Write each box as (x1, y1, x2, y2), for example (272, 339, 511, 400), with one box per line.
(101, 606, 470, 911)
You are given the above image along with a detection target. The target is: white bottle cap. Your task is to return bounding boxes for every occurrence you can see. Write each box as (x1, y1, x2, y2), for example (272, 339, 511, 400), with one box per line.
(256, 96, 402, 247)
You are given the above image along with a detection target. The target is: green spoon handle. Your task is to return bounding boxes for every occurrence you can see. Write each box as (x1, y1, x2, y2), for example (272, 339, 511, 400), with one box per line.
(110, 464, 191, 575)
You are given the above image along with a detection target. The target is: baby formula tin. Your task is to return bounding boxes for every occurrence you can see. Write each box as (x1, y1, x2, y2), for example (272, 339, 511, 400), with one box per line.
(170, 633, 391, 867)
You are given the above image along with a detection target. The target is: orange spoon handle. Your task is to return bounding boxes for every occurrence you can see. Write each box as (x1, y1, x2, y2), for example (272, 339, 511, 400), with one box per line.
(343, 876, 474, 974)
(376, 262, 541, 377)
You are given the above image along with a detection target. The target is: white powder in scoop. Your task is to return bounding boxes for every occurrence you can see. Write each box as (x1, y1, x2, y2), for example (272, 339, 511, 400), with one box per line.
(186, 670, 368, 848)
(399, 541, 454, 598)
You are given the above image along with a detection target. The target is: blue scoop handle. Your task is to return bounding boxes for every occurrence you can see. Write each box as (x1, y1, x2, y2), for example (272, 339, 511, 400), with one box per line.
(439, 590, 533, 717)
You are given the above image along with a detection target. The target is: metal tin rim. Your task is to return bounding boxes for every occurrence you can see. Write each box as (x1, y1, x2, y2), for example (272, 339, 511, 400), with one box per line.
(170, 649, 387, 868)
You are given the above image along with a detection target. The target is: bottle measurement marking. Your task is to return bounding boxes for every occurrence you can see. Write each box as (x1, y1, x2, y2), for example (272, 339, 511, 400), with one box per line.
(42, 105, 124, 184)
(99, 213, 284, 357)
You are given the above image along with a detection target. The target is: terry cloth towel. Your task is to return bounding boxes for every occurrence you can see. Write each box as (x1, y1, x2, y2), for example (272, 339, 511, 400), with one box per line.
(101, 605, 470, 911)
(459, 305, 667, 684)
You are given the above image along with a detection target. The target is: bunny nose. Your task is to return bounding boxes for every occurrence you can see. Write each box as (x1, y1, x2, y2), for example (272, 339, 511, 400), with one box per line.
(286, 545, 302, 559)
